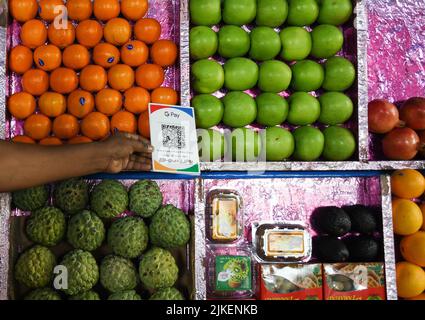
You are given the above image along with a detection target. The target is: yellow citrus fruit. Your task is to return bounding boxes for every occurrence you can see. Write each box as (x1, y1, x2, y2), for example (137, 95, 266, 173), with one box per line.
(406, 293, 425, 300)
(391, 169, 425, 199)
(396, 261, 425, 298)
(393, 198, 423, 236)
(401, 231, 425, 267)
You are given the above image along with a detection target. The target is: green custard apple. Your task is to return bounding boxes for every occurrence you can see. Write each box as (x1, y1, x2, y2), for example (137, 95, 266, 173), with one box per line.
(69, 290, 100, 300)
(24, 288, 61, 300)
(150, 287, 184, 300)
(139, 247, 179, 290)
(100, 255, 138, 293)
(90, 180, 128, 219)
(15, 245, 56, 288)
(150, 205, 190, 249)
(12, 185, 49, 211)
(108, 290, 142, 300)
(54, 178, 89, 215)
(59, 249, 99, 296)
(67, 210, 105, 251)
(107, 216, 149, 259)
(129, 180, 163, 218)
(26, 206, 66, 246)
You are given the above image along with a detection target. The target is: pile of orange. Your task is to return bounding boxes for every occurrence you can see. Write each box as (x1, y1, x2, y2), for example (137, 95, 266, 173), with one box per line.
(391, 169, 425, 299)
(8, 0, 179, 145)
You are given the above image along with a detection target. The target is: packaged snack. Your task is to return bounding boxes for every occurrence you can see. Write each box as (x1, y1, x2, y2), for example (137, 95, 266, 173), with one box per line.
(323, 263, 386, 300)
(259, 264, 323, 300)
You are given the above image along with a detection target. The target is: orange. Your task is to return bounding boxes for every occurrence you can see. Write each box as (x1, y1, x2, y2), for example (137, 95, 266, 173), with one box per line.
(76, 20, 103, 48)
(151, 87, 178, 105)
(135, 64, 164, 90)
(110, 111, 137, 133)
(107, 64, 134, 92)
(93, 43, 120, 68)
(396, 261, 425, 298)
(392, 169, 425, 199)
(12, 135, 36, 144)
(22, 69, 49, 96)
(33, 44, 62, 71)
(401, 231, 425, 267)
(93, 0, 120, 21)
(66, 0, 93, 21)
(9, 0, 38, 22)
(62, 44, 90, 70)
(38, 92, 66, 117)
(392, 198, 423, 236)
(20, 20, 48, 49)
(9, 45, 33, 74)
(47, 22, 76, 49)
(121, 0, 148, 21)
(68, 135, 93, 144)
(53, 114, 80, 139)
(406, 293, 425, 300)
(79, 65, 107, 92)
(49, 67, 79, 94)
(39, 137, 63, 145)
(120, 40, 149, 67)
(103, 18, 132, 46)
(24, 114, 52, 140)
(134, 18, 161, 45)
(95, 88, 122, 115)
(123, 86, 150, 114)
(81, 112, 110, 140)
(150, 40, 178, 67)
(138, 110, 150, 138)
(7, 92, 36, 120)
(39, 0, 65, 21)
(67, 89, 95, 118)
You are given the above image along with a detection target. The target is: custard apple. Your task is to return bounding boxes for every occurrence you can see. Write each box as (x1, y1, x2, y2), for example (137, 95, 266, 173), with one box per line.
(100, 255, 138, 293)
(150, 205, 190, 249)
(129, 180, 162, 217)
(150, 287, 184, 300)
(24, 288, 61, 300)
(90, 180, 128, 218)
(107, 216, 148, 259)
(54, 178, 89, 215)
(108, 290, 141, 300)
(59, 249, 99, 296)
(15, 245, 56, 288)
(69, 290, 100, 300)
(67, 210, 105, 251)
(26, 207, 66, 246)
(12, 185, 49, 211)
(139, 247, 178, 290)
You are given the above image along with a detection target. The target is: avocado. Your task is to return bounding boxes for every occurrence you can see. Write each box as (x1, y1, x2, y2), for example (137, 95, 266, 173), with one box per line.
(312, 206, 351, 236)
(313, 236, 350, 262)
(344, 205, 377, 234)
(345, 236, 380, 262)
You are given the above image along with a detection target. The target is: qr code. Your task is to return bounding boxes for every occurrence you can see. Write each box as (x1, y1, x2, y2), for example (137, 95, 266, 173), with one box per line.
(161, 124, 186, 149)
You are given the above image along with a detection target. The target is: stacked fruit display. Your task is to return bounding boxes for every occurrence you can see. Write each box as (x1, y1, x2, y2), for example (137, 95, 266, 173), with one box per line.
(190, 0, 357, 162)
(12, 179, 190, 300)
(391, 169, 425, 300)
(7, 0, 178, 145)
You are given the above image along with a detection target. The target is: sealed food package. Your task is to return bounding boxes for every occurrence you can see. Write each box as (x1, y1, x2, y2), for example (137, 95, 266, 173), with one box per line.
(259, 264, 323, 300)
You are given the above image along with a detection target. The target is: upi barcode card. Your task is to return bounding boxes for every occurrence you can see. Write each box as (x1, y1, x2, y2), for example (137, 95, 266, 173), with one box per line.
(148, 103, 200, 175)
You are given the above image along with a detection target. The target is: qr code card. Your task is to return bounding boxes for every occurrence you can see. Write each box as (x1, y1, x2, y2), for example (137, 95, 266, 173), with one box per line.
(148, 103, 200, 175)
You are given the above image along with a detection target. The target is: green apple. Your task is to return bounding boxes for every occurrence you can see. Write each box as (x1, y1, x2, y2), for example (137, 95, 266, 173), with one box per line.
(198, 129, 227, 161)
(190, 26, 218, 60)
(318, 92, 353, 125)
(192, 94, 224, 128)
(256, 93, 289, 126)
(218, 26, 250, 58)
(231, 128, 262, 161)
(224, 58, 259, 91)
(256, 0, 288, 27)
(293, 126, 324, 161)
(249, 27, 281, 61)
(318, 0, 353, 26)
(287, 0, 319, 26)
(190, 0, 221, 26)
(262, 126, 294, 161)
(192, 59, 224, 94)
(287, 92, 320, 125)
(322, 57, 356, 92)
(258, 60, 292, 93)
(223, 0, 257, 26)
(222, 91, 257, 128)
(291, 60, 324, 92)
(280, 26, 312, 61)
(311, 24, 344, 59)
(323, 126, 356, 161)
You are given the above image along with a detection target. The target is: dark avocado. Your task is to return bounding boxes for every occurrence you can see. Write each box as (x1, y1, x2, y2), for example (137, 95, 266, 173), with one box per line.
(344, 205, 377, 234)
(312, 206, 351, 236)
(345, 236, 380, 262)
(313, 236, 350, 262)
